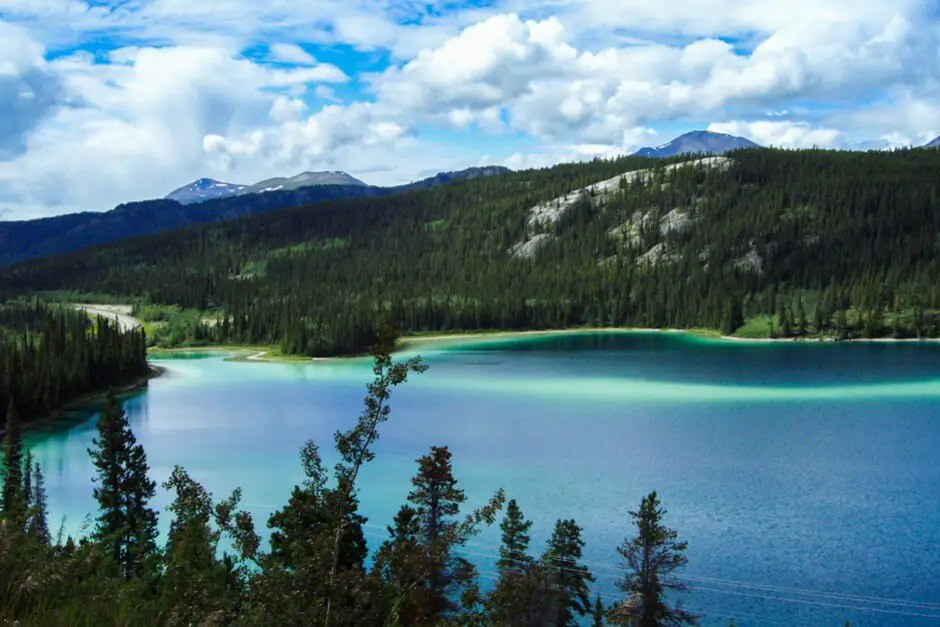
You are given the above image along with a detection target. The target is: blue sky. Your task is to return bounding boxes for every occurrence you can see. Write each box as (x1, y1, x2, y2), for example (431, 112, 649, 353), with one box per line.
(0, 0, 938, 219)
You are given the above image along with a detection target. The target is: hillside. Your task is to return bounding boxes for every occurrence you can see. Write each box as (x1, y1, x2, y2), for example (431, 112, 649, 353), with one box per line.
(3, 148, 940, 355)
(0, 167, 507, 267)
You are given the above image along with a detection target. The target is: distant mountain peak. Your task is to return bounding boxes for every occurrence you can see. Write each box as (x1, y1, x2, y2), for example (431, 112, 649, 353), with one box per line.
(925, 136, 940, 148)
(166, 178, 248, 204)
(242, 171, 368, 195)
(634, 130, 760, 158)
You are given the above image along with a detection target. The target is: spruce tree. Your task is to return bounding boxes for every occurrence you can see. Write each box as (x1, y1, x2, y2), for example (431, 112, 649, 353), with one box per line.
(488, 499, 536, 624)
(1, 397, 25, 522)
(612, 491, 697, 626)
(591, 594, 606, 626)
(88, 390, 159, 580)
(408, 445, 467, 616)
(161, 465, 242, 623)
(27, 463, 50, 544)
(542, 518, 595, 626)
(22, 451, 33, 513)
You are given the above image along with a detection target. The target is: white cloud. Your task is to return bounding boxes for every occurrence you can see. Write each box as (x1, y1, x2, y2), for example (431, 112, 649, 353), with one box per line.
(0, 41, 354, 217)
(708, 120, 843, 148)
(2, 1, 940, 218)
(268, 43, 317, 66)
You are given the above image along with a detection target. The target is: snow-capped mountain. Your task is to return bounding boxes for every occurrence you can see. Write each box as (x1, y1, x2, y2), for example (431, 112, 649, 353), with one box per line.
(166, 178, 248, 205)
(241, 171, 367, 195)
(634, 131, 760, 158)
(166, 172, 367, 205)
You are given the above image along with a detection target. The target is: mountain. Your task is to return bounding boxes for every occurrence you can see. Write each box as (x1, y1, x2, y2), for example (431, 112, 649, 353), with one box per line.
(0, 166, 510, 267)
(5, 148, 940, 356)
(925, 136, 940, 148)
(241, 171, 367, 195)
(397, 166, 512, 191)
(166, 178, 248, 204)
(633, 131, 759, 158)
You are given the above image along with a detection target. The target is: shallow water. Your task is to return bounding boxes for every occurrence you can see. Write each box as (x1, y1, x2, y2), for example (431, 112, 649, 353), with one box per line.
(25, 332, 940, 626)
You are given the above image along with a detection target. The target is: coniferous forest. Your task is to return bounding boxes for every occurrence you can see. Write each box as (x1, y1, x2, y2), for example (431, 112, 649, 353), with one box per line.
(0, 301, 149, 425)
(0, 327, 703, 626)
(3, 148, 940, 356)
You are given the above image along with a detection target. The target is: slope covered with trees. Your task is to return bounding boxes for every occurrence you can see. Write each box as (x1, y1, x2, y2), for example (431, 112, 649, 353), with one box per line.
(0, 301, 149, 424)
(0, 167, 511, 267)
(2, 148, 940, 355)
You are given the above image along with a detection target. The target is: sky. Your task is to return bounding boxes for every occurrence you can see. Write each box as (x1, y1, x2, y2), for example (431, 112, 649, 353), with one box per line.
(0, 0, 939, 220)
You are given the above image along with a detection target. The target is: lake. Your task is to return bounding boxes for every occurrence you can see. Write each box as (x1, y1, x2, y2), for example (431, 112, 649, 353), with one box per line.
(24, 331, 940, 626)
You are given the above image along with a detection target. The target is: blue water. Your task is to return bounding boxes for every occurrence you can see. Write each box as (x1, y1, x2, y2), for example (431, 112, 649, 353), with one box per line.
(24, 332, 940, 626)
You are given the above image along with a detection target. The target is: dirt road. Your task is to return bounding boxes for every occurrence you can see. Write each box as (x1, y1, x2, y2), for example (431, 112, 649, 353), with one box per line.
(75, 304, 142, 332)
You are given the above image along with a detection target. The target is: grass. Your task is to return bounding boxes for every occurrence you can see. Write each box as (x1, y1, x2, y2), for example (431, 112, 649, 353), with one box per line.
(733, 315, 775, 339)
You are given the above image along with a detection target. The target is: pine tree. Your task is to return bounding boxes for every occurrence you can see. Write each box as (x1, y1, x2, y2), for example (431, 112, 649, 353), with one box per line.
(796, 297, 807, 336)
(498, 499, 532, 575)
(487, 499, 536, 624)
(408, 445, 467, 617)
(1, 397, 25, 522)
(22, 451, 33, 514)
(27, 463, 50, 544)
(373, 505, 432, 625)
(160, 465, 242, 624)
(542, 518, 595, 626)
(612, 491, 697, 626)
(591, 594, 606, 626)
(88, 390, 159, 580)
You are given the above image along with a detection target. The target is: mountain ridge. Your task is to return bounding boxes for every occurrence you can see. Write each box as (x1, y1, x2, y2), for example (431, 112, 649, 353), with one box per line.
(633, 130, 760, 158)
(0, 166, 514, 267)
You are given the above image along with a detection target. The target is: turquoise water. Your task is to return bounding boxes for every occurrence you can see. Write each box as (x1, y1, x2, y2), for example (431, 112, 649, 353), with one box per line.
(24, 332, 940, 626)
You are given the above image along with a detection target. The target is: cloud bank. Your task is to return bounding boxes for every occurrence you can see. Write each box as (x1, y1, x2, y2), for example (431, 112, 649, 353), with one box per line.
(0, 0, 938, 218)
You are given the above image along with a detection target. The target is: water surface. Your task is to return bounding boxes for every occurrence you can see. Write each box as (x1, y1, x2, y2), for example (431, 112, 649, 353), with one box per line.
(25, 332, 940, 626)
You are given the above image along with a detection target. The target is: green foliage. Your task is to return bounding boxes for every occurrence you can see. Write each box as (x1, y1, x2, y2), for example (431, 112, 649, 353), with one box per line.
(1, 397, 25, 522)
(611, 491, 697, 626)
(0, 300, 149, 423)
(7, 148, 940, 351)
(88, 390, 159, 581)
(542, 518, 595, 626)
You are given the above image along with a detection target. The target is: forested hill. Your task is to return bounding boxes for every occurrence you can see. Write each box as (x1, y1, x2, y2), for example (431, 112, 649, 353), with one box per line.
(2, 148, 940, 355)
(0, 166, 510, 267)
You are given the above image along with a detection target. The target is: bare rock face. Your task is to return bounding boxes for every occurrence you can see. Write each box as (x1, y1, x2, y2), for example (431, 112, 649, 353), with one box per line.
(510, 156, 730, 261)
(509, 233, 555, 259)
(735, 242, 764, 274)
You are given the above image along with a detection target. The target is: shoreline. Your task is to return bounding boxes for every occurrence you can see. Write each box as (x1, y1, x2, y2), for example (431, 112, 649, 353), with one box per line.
(143, 327, 940, 365)
(10, 365, 164, 436)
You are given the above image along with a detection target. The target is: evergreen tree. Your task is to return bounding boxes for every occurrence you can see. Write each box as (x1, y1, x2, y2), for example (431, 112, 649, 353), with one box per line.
(408, 445, 467, 617)
(160, 465, 244, 624)
(591, 595, 606, 627)
(88, 390, 159, 580)
(373, 505, 432, 625)
(796, 297, 807, 336)
(22, 451, 33, 514)
(612, 491, 697, 626)
(542, 518, 595, 626)
(27, 463, 50, 544)
(1, 397, 25, 522)
(487, 499, 537, 625)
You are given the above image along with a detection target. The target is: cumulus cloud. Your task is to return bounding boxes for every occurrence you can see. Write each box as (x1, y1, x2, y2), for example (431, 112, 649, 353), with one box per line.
(0, 21, 64, 159)
(708, 121, 843, 148)
(1, 0, 940, 218)
(0, 41, 352, 217)
(268, 43, 317, 66)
